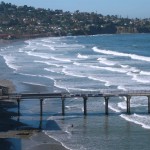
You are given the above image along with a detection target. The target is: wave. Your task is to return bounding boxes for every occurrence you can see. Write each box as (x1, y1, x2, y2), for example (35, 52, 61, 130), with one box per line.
(65, 105, 80, 110)
(88, 76, 111, 87)
(73, 62, 131, 74)
(26, 51, 50, 59)
(130, 74, 150, 84)
(42, 44, 55, 50)
(51, 56, 72, 62)
(41, 39, 56, 44)
(34, 60, 62, 67)
(68, 87, 99, 92)
(3, 55, 20, 70)
(93, 47, 150, 62)
(43, 75, 69, 92)
(77, 61, 150, 84)
(17, 73, 65, 92)
(97, 57, 116, 66)
(108, 104, 121, 113)
(44, 68, 62, 74)
(73, 62, 81, 66)
(44, 131, 72, 150)
(18, 72, 38, 77)
(117, 85, 127, 91)
(120, 114, 150, 129)
(89, 65, 127, 73)
(62, 68, 86, 78)
(74, 61, 150, 86)
(118, 101, 126, 110)
(22, 81, 47, 87)
(77, 53, 89, 59)
(140, 71, 150, 76)
(120, 65, 130, 68)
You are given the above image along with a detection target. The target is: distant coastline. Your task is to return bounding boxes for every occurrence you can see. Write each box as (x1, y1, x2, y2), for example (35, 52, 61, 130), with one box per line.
(0, 2, 150, 40)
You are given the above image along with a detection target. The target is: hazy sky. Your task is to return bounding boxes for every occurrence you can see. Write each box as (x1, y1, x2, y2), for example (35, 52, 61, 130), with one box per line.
(2, 0, 150, 18)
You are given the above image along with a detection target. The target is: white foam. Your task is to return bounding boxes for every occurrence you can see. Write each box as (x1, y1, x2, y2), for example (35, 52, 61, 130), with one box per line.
(117, 85, 127, 91)
(34, 60, 62, 67)
(118, 101, 126, 109)
(44, 75, 69, 92)
(42, 44, 55, 50)
(26, 51, 50, 59)
(44, 131, 72, 150)
(44, 68, 62, 74)
(18, 48, 24, 53)
(89, 65, 127, 73)
(22, 82, 47, 87)
(73, 62, 82, 66)
(140, 71, 150, 76)
(120, 114, 150, 129)
(68, 87, 99, 92)
(51, 56, 72, 62)
(98, 57, 116, 66)
(88, 76, 110, 86)
(62, 68, 86, 78)
(132, 75, 150, 84)
(120, 65, 130, 68)
(108, 104, 121, 113)
(65, 105, 79, 110)
(18, 72, 40, 77)
(93, 47, 150, 62)
(77, 53, 89, 59)
(3, 55, 20, 70)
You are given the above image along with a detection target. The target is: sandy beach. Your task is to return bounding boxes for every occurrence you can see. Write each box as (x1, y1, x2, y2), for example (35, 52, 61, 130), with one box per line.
(0, 79, 68, 150)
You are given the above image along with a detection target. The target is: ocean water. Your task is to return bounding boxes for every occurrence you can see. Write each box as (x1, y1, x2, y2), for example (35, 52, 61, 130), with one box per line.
(1, 34, 150, 149)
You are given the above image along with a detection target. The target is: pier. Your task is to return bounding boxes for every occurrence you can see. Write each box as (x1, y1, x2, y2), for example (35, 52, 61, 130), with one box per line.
(4, 89, 150, 116)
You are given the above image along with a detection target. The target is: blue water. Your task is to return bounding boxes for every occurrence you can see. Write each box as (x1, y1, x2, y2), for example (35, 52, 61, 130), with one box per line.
(1, 34, 150, 149)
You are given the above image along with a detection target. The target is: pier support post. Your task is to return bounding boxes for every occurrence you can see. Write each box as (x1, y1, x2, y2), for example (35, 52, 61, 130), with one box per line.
(62, 97, 65, 116)
(104, 97, 109, 115)
(83, 96, 88, 116)
(126, 96, 131, 114)
(40, 99, 43, 117)
(148, 96, 150, 114)
(17, 98, 20, 116)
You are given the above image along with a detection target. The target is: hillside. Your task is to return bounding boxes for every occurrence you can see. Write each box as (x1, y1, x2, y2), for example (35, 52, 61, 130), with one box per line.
(0, 2, 150, 39)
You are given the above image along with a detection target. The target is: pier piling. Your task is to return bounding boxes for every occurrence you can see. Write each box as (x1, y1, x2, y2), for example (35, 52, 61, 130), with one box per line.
(62, 97, 65, 116)
(40, 99, 43, 117)
(83, 96, 88, 116)
(148, 96, 150, 114)
(17, 98, 20, 116)
(126, 96, 131, 114)
(104, 97, 109, 115)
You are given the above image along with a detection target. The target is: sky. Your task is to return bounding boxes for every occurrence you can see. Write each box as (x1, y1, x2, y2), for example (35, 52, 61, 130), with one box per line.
(2, 0, 150, 19)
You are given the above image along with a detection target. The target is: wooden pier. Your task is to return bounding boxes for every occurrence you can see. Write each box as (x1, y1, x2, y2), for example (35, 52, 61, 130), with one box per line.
(6, 90, 150, 116)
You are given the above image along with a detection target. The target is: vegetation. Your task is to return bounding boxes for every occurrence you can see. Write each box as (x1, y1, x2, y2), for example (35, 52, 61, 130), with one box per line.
(0, 2, 150, 39)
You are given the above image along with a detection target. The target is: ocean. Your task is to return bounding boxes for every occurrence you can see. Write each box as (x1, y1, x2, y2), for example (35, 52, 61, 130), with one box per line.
(1, 34, 150, 150)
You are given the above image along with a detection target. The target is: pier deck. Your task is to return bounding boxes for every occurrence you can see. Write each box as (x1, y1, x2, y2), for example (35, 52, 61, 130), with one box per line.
(4, 90, 150, 116)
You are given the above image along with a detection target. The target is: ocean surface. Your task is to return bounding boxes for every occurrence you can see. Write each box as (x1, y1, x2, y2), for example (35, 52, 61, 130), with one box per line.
(1, 34, 150, 149)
